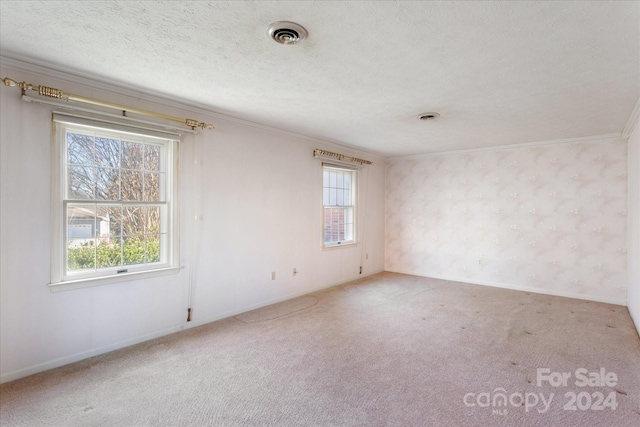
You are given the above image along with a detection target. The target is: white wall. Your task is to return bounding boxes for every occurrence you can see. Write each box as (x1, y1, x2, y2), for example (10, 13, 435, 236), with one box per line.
(386, 137, 628, 305)
(627, 112, 640, 336)
(0, 62, 385, 383)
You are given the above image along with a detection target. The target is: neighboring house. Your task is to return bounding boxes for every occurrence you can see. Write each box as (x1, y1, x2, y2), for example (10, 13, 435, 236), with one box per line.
(67, 206, 110, 246)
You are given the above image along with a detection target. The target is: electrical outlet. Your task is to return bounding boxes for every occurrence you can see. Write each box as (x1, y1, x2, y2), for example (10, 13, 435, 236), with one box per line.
(271, 271, 276, 280)
(366, 253, 369, 260)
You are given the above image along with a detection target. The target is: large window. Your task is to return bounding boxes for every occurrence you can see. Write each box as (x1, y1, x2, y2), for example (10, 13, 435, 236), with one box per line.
(323, 165, 356, 246)
(51, 116, 178, 288)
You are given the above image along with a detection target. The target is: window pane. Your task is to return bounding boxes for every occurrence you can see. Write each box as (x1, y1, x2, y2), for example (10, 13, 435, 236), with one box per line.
(97, 206, 122, 238)
(67, 133, 94, 166)
(144, 144, 160, 171)
(146, 235, 161, 263)
(344, 222, 354, 241)
(95, 137, 120, 168)
(97, 237, 121, 269)
(329, 188, 336, 205)
(95, 167, 119, 201)
(322, 166, 355, 245)
(122, 141, 143, 170)
(123, 207, 145, 236)
(68, 166, 95, 199)
(123, 236, 145, 265)
(158, 172, 166, 202)
(344, 206, 354, 224)
(68, 205, 95, 239)
(60, 123, 174, 280)
(323, 207, 333, 243)
(323, 207, 348, 243)
(67, 239, 96, 271)
(121, 170, 143, 201)
(144, 172, 159, 202)
(146, 207, 161, 234)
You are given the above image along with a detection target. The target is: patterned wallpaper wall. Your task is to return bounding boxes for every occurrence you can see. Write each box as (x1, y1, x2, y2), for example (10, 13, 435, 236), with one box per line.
(385, 138, 628, 303)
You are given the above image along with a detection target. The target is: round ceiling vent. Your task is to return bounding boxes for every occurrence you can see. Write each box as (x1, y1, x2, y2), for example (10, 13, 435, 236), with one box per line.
(267, 21, 308, 45)
(418, 112, 440, 121)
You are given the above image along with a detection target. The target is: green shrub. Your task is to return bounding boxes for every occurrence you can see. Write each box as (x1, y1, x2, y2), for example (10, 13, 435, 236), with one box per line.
(68, 238, 160, 270)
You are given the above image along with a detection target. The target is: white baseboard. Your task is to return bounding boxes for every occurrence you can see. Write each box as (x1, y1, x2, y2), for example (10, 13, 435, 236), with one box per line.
(0, 324, 187, 384)
(628, 304, 640, 339)
(186, 269, 385, 329)
(0, 269, 385, 384)
(385, 269, 627, 306)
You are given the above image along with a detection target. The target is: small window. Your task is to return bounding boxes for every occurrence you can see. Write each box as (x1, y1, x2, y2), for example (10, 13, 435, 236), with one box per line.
(51, 116, 178, 287)
(323, 165, 356, 246)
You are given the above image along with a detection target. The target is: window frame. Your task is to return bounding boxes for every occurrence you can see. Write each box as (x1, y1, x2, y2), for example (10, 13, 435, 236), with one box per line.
(49, 116, 180, 291)
(322, 163, 357, 248)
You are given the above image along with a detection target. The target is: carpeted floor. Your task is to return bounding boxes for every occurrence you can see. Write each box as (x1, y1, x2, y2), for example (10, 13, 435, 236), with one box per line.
(1, 272, 639, 426)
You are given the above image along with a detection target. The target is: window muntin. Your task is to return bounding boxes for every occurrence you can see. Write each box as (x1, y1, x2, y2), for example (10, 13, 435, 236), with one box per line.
(323, 165, 356, 246)
(54, 120, 177, 283)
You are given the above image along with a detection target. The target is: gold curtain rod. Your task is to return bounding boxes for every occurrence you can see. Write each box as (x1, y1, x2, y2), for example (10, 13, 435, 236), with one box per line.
(314, 148, 373, 165)
(1, 77, 214, 130)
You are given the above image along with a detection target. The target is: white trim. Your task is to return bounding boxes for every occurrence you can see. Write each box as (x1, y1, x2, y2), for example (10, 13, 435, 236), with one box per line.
(53, 111, 183, 139)
(50, 120, 180, 288)
(322, 165, 357, 248)
(1, 268, 384, 384)
(322, 162, 360, 172)
(622, 97, 640, 138)
(0, 55, 384, 158)
(387, 133, 624, 161)
(49, 267, 181, 292)
(627, 100, 640, 339)
(0, 320, 188, 384)
(385, 270, 627, 306)
(321, 160, 362, 170)
(3, 56, 631, 162)
(187, 269, 386, 329)
(0, 55, 218, 118)
(29, 98, 196, 136)
(322, 241, 358, 250)
(629, 303, 640, 340)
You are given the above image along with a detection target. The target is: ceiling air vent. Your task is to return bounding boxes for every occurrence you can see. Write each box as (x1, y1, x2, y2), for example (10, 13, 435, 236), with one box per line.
(267, 21, 308, 45)
(418, 112, 440, 121)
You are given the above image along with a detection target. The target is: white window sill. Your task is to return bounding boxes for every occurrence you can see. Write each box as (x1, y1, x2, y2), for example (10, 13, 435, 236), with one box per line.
(49, 266, 181, 292)
(323, 241, 358, 250)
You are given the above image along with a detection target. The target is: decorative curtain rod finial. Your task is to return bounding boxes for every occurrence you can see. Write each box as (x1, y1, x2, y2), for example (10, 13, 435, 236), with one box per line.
(2, 77, 29, 90)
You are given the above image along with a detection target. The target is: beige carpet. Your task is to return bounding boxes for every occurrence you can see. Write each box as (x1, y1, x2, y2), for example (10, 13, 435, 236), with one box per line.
(1, 272, 639, 426)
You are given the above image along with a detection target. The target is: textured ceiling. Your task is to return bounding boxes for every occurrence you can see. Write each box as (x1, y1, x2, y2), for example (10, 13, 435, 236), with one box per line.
(1, 1, 638, 157)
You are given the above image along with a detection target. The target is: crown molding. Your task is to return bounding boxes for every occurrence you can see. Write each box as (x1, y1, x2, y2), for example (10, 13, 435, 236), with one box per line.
(622, 97, 640, 138)
(2, 54, 631, 162)
(0, 55, 384, 160)
(387, 133, 624, 161)
(0, 54, 214, 115)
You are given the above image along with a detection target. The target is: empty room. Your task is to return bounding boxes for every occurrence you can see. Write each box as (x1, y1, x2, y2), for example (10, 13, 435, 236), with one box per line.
(1, 1, 639, 426)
